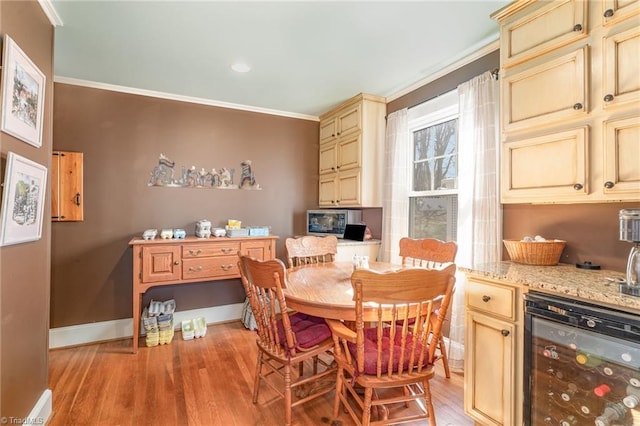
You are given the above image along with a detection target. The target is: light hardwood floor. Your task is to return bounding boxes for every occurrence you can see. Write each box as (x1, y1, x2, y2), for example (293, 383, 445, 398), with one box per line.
(49, 321, 472, 425)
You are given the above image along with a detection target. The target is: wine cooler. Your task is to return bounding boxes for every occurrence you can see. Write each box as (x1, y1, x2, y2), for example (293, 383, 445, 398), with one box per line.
(524, 291, 640, 426)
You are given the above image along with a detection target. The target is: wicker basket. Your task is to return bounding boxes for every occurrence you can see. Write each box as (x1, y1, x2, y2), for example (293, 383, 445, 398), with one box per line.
(503, 239, 566, 266)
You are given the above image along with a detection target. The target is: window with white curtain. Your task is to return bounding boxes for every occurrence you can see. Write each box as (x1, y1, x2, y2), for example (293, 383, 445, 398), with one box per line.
(407, 90, 459, 242)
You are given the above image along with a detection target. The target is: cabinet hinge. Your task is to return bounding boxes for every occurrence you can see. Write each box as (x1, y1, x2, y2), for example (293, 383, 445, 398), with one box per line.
(52, 152, 65, 156)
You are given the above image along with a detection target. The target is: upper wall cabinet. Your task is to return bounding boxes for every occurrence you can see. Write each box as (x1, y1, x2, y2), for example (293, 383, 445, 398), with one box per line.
(493, 0, 640, 204)
(602, 0, 640, 27)
(317, 93, 385, 208)
(52, 151, 84, 221)
(499, 0, 587, 68)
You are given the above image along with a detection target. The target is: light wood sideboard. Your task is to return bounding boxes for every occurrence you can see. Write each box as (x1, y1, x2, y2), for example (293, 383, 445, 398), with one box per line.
(129, 235, 278, 353)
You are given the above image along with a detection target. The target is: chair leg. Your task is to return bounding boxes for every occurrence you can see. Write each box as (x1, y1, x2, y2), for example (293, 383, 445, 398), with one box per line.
(423, 379, 436, 426)
(253, 351, 263, 403)
(362, 387, 374, 425)
(284, 363, 292, 426)
(333, 369, 344, 420)
(439, 335, 451, 379)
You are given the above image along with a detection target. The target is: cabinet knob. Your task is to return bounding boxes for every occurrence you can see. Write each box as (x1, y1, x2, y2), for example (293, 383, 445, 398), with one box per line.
(482, 295, 491, 303)
(573, 103, 583, 110)
(573, 23, 582, 31)
(604, 94, 614, 102)
(501, 329, 510, 337)
(604, 8, 614, 17)
(604, 181, 615, 189)
(174, 261, 180, 265)
(573, 183, 584, 190)
(336, 165, 340, 169)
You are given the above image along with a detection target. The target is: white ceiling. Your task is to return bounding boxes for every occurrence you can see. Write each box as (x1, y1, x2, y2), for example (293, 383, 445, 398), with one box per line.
(51, 1, 510, 118)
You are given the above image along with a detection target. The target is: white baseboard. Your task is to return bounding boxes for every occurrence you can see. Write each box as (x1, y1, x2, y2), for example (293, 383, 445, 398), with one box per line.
(49, 303, 244, 349)
(22, 389, 52, 425)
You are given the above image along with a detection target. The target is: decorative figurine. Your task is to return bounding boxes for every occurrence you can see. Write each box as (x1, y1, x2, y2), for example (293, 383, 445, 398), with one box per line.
(147, 155, 259, 190)
(173, 229, 186, 239)
(149, 154, 176, 186)
(160, 229, 174, 239)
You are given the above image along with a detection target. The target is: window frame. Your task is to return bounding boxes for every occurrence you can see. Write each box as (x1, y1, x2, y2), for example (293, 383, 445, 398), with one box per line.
(407, 91, 459, 198)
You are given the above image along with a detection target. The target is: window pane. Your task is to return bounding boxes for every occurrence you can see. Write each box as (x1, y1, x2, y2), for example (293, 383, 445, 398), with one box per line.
(412, 119, 458, 192)
(409, 195, 458, 241)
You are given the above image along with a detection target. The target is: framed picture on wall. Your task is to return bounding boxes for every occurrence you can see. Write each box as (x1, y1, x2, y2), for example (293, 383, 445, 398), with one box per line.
(0, 34, 46, 148)
(0, 152, 47, 246)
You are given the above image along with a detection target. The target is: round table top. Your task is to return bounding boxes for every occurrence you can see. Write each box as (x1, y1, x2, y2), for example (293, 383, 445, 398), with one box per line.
(284, 261, 400, 321)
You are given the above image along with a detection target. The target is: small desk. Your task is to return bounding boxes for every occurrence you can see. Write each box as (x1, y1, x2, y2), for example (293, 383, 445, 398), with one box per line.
(284, 261, 399, 321)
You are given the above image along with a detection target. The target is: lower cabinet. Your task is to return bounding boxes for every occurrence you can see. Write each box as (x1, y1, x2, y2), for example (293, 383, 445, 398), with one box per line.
(464, 276, 524, 426)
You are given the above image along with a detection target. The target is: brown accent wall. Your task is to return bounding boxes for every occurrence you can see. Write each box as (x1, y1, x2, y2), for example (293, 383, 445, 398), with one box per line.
(0, 0, 53, 419)
(503, 203, 639, 272)
(51, 84, 319, 328)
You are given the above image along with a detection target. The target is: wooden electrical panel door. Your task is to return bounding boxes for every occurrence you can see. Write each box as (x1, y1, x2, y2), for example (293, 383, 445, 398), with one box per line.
(52, 151, 84, 221)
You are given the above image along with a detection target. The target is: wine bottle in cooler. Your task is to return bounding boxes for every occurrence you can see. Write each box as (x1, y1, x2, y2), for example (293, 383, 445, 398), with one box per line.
(576, 350, 604, 368)
(594, 402, 628, 426)
(623, 385, 640, 409)
(558, 415, 579, 426)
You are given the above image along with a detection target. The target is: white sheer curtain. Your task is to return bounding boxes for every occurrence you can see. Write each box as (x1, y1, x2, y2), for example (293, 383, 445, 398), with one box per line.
(380, 108, 409, 263)
(448, 71, 502, 372)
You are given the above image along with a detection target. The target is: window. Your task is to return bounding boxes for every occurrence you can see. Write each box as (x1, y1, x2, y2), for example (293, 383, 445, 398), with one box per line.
(407, 90, 458, 242)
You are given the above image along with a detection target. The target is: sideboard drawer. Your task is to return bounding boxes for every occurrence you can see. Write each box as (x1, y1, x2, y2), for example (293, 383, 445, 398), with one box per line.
(182, 242, 240, 258)
(182, 256, 238, 279)
(467, 281, 515, 320)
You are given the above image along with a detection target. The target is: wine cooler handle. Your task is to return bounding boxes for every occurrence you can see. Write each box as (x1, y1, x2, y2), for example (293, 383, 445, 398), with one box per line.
(501, 329, 510, 337)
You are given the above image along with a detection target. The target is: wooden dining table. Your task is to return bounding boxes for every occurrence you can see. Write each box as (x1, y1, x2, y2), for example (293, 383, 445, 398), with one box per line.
(284, 261, 402, 321)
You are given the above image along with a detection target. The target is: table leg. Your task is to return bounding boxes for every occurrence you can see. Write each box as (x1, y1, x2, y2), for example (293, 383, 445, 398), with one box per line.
(132, 292, 142, 353)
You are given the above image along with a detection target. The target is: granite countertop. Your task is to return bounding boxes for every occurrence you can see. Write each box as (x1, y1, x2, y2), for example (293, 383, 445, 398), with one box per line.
(461, 261, 640, 313)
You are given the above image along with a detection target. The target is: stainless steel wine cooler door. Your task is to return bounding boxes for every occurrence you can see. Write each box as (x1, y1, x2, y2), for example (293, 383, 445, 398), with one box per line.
(524, 292, 640, 426)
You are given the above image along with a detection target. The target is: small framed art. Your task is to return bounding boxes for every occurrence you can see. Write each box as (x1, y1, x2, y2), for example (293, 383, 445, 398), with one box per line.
(1, 34, 46, 148)
(0, 152, 47, 246)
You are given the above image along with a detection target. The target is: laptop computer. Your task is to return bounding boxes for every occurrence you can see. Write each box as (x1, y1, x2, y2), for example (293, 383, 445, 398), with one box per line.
(343, 224, 367, 241)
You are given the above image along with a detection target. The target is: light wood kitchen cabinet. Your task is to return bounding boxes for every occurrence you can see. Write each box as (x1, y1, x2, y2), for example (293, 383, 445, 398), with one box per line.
(493, 0, 640, 204)
(602, 0, 640, 27)
(501, 127, 589, 202)
(602, 25, 640, 109)
(603, 114, 640, 196)
(464, 276, 524, 426)
(502, 47, 588, 133)
(499, 0, 587, 68)
(317, 93, 385, 207)
(51, 150, 83, 221)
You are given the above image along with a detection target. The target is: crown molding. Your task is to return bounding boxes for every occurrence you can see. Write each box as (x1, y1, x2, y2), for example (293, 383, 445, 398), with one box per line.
(53, 76, 319, 121)
(38, 0, 63, 27)
(386, 37, 500, 103)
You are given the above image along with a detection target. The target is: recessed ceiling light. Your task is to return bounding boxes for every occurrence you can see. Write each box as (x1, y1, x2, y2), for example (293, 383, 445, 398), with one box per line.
(231, 62, 251, 73)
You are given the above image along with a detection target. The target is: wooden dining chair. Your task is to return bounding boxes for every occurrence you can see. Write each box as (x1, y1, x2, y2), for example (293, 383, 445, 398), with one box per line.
(400, 237, 458, 379)
(237, 255, 336, 426)
(285, 235, 338, 268)
(327, 264, 456, 425)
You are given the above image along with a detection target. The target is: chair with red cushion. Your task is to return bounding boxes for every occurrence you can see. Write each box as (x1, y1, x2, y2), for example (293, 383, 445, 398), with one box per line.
(400, 237, 458, 378)
(327, 264, 456, 425)
(238, 255, 336, 426)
